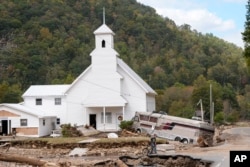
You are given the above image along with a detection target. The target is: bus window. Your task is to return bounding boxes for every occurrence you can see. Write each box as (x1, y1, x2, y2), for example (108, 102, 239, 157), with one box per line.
(149, 117, 158, 123)
(140, 115, 149, 121)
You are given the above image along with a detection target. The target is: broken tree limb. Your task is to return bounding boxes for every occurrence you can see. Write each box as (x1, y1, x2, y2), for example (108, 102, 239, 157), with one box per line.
(116, 159, 128, 167)
(0, 142, 11, 152)
(0, 153, 46, 166)
(0, 143, 10, 147)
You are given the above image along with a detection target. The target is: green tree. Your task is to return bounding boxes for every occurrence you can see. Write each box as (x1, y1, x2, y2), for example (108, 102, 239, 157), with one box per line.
(0, 82, 22, 103)
(168, 100, 194, 118)
(237, 85, 250, 119)
(242, 0, 250, 61)
(157, 85, 193, 118)
(222, 84, 239, 109)
(192, 77, 223, 120)
(0, 0, 247, 111)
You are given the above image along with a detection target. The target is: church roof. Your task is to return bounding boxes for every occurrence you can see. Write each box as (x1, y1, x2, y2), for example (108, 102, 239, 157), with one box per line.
(94, 23, 115, 35)
(117, 58, 157, 95)
(22, 85, 70, 97)
(0, 103, 56, 118)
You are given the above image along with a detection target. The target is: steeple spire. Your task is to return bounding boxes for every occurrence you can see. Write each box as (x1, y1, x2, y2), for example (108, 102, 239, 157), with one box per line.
(93, 7, 115, 49)
(103, 7, 105, 24)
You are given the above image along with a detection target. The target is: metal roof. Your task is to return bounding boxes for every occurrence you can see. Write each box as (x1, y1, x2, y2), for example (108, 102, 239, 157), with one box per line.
(22, 85, 70, 97)
(94, 23, 115, 35)
(0, 103, 56, 118)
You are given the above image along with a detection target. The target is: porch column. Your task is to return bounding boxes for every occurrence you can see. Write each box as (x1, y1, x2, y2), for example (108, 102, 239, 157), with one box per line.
(84, 107, 87, 126)
(103, 107, 106, 131)
(122, 106, 125, 120)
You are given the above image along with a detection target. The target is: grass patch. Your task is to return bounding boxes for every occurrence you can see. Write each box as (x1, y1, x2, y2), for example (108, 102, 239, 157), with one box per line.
(12, 136, 167, 146)
(93, 137, 167, 144)
(22, 137, 89, 144)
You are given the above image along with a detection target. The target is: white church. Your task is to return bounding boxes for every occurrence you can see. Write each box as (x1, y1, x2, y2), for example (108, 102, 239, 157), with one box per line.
(0, 20, 156, 137)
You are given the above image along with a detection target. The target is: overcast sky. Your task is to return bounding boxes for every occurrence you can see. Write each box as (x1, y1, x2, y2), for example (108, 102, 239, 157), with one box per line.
(137, 0, 247, 48)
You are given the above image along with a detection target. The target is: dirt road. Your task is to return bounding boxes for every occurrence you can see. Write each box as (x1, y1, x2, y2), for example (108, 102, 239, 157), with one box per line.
(177, 127, 250, 167)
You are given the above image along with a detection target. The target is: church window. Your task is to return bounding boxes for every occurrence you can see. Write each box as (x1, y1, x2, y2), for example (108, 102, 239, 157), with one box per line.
(102, 40, 106, 48)
(36, 98, 42, 105)
(20, 119, 28, 126)
(56, 118, 60, 125)
(101, 112, 112, 123)
(55, 98, 61, 105)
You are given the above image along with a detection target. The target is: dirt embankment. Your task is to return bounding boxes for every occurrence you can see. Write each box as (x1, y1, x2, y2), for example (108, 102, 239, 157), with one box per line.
(0, 135, 212, 166)
(1, 125, 244, 167)
(1, 145, 211, 167)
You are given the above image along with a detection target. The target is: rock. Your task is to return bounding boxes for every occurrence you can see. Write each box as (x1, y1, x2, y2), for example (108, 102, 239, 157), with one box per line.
(107, 133, 118, 138)
(43, 162, 58, 167)
(156, 144, 175, 154)
(77, 126, 99, 136)
(69, 148, 88, 156)
(157, 144, 175, 151)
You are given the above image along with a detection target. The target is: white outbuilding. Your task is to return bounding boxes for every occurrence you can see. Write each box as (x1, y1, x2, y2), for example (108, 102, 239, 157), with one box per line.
(0, 22, 156, 137)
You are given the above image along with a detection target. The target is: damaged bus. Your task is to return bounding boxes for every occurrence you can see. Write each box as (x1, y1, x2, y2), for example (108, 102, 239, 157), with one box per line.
(132, 111, 215, 146)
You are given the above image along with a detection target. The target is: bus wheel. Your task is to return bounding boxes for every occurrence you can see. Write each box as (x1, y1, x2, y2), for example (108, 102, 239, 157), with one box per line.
(174, 137, 181, 142)
(136, 129, 141, 133)
(181, 138, 188, 144)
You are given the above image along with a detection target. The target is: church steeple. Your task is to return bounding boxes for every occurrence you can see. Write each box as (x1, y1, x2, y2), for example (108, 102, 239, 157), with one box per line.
(90, 8, 119, 73)
(93, 8, 115, 49)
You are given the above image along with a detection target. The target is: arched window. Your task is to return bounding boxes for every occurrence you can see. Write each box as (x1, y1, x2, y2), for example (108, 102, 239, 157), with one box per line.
(102, 40, 105, 48)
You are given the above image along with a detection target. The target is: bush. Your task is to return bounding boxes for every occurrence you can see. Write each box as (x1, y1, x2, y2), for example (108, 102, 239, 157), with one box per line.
(214, 112, 224, 125)
(61, 124, 82, 137)
(119, 120, 134, 130)
(225, 111, 239, 123)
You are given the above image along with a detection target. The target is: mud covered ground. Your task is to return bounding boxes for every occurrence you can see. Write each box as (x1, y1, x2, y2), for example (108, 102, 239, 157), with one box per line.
(0, 140, 211, 167)
(0, 148, 210, 167)
(1, 124, 250, 167)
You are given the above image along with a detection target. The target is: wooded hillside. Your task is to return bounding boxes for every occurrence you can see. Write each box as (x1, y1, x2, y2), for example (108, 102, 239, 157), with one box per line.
(0, 0, 249, 122)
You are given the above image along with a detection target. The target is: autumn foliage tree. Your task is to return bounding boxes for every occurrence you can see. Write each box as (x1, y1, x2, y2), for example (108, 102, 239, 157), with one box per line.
(0, 0, 248, 121)
(243, 0, 250, 63)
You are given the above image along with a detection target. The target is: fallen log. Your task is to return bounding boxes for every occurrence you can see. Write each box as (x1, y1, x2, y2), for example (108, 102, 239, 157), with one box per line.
(121, 130, 138, 136)
(93, 159, 128, 167)
(0, 153, 46, 166)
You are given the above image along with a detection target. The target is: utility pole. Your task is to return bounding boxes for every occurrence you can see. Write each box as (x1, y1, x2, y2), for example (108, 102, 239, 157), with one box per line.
(210, 84, 214, 124)
(197, 99, 204, 122)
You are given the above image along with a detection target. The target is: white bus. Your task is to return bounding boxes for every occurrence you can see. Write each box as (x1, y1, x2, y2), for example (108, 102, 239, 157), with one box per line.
(132, 111, 214, 146)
